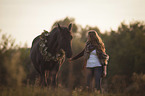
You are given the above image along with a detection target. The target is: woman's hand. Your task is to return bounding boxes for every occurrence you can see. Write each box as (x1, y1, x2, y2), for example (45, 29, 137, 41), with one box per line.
(102, 65, 107, 77)
(102, 70, 107, 77)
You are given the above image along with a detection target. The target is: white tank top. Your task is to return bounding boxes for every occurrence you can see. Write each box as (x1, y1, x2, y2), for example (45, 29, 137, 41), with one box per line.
(86, 50, 102, 68)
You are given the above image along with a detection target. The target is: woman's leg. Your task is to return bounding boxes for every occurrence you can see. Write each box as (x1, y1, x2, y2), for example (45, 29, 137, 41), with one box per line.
(86, 68, 93, 89)
(94, 67, 103, 92)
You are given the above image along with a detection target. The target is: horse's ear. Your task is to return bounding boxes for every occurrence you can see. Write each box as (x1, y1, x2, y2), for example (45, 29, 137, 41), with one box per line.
(68, 23, 72, 31)
(58, 23, 62, 31)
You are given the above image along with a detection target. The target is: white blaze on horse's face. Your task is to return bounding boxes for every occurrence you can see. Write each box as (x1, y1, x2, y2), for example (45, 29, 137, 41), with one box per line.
(58, 23, 73, 58)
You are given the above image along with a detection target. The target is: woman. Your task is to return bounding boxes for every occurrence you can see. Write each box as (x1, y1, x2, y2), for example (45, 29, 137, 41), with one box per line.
(70, 30, 109, 92)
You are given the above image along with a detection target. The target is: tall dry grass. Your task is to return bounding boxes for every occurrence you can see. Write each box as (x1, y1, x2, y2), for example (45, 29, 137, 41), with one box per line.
(0, 86, 126, 96)
(3, 50, 26, 87)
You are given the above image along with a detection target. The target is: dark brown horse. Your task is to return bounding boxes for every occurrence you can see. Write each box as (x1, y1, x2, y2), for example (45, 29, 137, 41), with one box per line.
(30, 24, 73, 86)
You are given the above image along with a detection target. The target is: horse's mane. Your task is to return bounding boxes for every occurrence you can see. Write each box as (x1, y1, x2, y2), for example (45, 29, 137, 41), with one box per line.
(47, 27, 60, 54)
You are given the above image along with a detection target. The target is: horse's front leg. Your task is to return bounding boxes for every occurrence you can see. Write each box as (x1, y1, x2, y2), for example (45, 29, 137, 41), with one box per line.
(45, 70, 50, 86)
(55, 73, 58, 87)
(55, 65, 62, 87)
(50, 70, 58, 87)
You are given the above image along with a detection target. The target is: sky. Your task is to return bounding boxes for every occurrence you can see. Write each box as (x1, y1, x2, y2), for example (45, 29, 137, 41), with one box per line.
(0, 0, 145, 47)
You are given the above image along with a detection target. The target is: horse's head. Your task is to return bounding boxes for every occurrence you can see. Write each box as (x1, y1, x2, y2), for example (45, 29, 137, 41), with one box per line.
(57, 24, 73, 58)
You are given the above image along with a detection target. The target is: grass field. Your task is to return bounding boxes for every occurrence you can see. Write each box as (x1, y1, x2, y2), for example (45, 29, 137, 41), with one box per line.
(0, 86, 127, 96)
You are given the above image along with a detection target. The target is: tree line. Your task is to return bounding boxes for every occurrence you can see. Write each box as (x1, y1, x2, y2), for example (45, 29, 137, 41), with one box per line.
(0, 17, 145, 94)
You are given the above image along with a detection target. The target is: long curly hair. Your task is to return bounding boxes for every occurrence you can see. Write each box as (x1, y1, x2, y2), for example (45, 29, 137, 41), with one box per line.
(87, 30, 105, 52)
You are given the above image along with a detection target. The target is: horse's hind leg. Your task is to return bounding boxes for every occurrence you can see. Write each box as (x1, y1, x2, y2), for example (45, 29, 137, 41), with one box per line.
(40, 72, 45, 87)
(40, 64, 47, 86)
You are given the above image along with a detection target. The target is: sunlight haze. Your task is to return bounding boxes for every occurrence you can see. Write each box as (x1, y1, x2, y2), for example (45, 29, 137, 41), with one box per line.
(0, 0, 145, 47)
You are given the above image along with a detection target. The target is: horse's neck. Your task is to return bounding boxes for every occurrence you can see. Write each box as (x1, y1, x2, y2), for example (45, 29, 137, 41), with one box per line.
(47, 32, 60, 54)
(51, 40, 59, 53)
